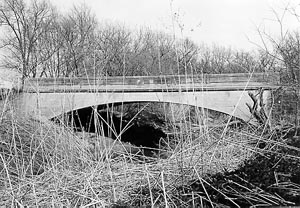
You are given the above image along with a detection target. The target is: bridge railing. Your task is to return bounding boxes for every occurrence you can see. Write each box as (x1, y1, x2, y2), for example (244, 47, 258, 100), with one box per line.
(23, 72, 280, 92)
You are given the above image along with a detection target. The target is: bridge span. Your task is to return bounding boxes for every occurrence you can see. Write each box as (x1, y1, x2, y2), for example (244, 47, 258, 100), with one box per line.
(11, 73, 279, 123)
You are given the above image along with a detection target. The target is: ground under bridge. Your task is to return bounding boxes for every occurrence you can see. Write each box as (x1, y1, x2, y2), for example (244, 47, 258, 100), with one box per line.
(11, 73, 279, 123)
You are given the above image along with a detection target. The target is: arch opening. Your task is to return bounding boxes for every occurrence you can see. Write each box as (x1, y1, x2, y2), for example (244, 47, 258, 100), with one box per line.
(52, 102, 170, 154)
(40, 90, 254, 123)
(52, 101, 237, 148)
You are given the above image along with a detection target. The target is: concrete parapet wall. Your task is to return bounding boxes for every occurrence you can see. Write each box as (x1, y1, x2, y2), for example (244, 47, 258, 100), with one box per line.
(23, 73, 279, 93)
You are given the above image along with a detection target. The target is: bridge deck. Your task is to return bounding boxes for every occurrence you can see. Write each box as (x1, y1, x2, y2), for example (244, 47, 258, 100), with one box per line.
(23, 73, 280, 93)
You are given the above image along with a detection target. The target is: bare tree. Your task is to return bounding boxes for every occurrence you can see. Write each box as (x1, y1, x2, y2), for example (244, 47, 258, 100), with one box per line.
(0, 0, 54, 79)
(276, 31, 300, 83)
(95, 23, 131, 76)
(59, 4, 97, 77)
(253, 3, 300, 84)
(128, 29, 176, 76)
(176, 37, 199, 75)
(197, 44, 233, 74)
(254, 4, 300, 127)
(230, 51, 258, 73)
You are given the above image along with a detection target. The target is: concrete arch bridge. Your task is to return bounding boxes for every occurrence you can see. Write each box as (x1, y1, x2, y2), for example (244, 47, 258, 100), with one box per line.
(12, 73, 279, 124)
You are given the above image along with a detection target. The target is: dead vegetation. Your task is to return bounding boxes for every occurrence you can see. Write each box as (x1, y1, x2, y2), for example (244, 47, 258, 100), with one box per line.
(0, 81, 299, 207)
(0, 102, 260, 207)
(131, 127, 300, 207)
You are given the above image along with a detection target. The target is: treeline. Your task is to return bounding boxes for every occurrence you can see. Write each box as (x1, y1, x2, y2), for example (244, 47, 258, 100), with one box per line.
(0, 0, 299, 82)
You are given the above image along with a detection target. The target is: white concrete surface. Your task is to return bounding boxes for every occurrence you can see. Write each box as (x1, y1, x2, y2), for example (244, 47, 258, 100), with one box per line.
(13, 89, 272, 123)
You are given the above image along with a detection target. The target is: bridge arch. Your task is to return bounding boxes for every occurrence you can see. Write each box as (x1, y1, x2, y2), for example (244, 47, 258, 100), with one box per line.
(16, 90, 263, 123)
(62, 100, 236, 121)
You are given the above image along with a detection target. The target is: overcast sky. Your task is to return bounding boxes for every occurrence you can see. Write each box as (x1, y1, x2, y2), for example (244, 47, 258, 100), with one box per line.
(47, 0, 300, 51)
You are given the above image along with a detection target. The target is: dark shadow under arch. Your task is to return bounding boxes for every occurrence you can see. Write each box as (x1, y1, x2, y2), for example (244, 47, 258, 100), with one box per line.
(52, 102, 169, 149)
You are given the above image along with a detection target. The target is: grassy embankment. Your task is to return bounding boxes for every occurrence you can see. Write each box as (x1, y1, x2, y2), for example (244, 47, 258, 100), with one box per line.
(0, 82, 300, 207)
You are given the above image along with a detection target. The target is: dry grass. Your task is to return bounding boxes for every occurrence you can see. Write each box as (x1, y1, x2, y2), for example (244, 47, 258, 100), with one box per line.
(0, 97, 261, 207)
(1, 83, 299, 207)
